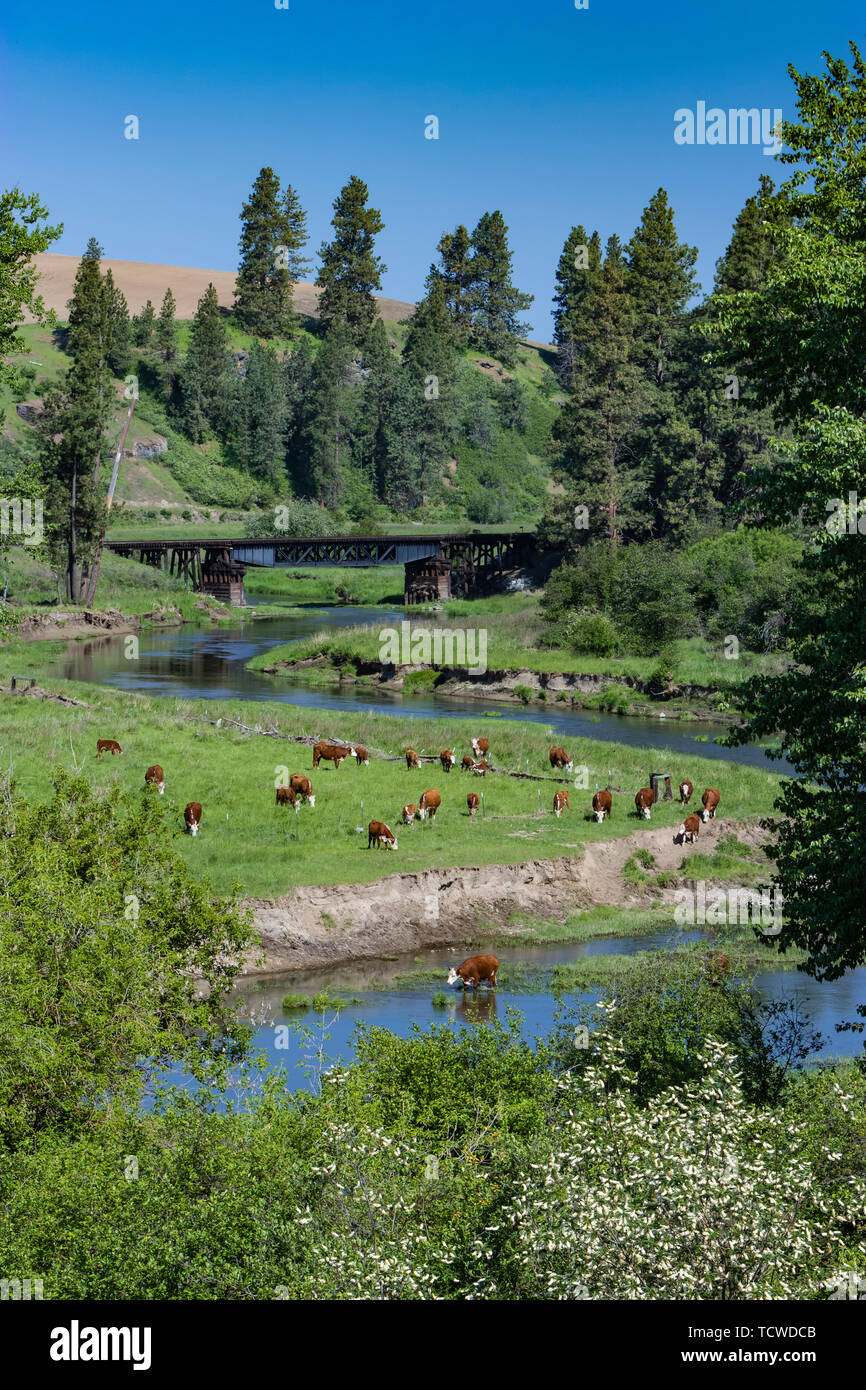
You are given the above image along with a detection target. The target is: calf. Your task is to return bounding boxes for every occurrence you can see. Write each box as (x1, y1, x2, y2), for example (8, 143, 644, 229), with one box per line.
(553, 789, 570, 818)
(701, 787, 720, 822)
(635, 787, 654, 820)
(440, 749, 456, 773)
(678, 812, 701, 844)
(368, 819, 398, 850)
(460, 755, 476, 771)
(679, 779, 694, 805)
(276, 786, 297, 807)
(447, 954, 499, 990)
(591, 789, 612, 822)
(467, 792, 480, 816)
(145, 764, 165, 795)
(97, 739, 122, 758)
(549, 746, 574, 773)
(184, 802, 202, 837)
(313, 740, 354, 770)
(354, 745, 370, 766)
(289, 774, 315, 806)
(472, 759, 490, 777)
(401, 802, 416, 825)
(405, 749, 421, 770)
(418, 789, 441, 821)
(471, 737, 489, 759)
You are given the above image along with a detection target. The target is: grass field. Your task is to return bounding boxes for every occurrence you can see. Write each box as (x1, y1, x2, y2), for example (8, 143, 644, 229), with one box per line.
(0, 679, 784, 896)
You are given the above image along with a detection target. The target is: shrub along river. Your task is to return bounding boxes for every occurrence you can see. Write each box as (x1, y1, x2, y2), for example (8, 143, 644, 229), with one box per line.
(47, 603, 863, 1078)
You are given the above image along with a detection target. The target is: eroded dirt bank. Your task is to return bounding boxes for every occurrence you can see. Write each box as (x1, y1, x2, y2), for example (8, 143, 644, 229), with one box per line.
(245, 816, 769, 976)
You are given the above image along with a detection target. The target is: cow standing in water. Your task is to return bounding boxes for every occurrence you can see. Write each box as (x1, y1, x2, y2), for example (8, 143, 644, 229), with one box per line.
(447, 955, 499, 990)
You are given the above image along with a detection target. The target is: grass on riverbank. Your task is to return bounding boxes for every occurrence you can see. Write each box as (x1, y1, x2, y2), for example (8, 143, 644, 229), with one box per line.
(0, 679, 783, 896)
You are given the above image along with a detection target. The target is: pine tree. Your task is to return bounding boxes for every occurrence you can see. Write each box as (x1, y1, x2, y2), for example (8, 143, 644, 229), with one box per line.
(176, 283, 232, 442)
(234, 340, 287, 485)
(280, 183, 312, 335)
(282, 337, 316, 495)
(714, 175, 787, 294)
(356, 317, 398, 501)
(235, 167, 293, 337)
(547, 238, 647, 547)
(426, 225, 474, 343)
(465, 211, 533, 367)
(552, 225, 602, 385)
(304, 320, 356, 506)
(103, 269, 132, 377)
(133, 299, 156, 347)
(401, 279, 456, 503)
(156, 288, 177, 360)
(316, 176, 386, 339)
(626, 189, 698, 390)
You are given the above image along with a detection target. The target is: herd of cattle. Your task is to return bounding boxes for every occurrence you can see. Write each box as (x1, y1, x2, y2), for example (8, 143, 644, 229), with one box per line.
(95, 734, 721, 851)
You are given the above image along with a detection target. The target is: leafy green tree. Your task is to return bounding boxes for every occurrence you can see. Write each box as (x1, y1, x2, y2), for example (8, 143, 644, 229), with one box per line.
(0, 188, 62, 387)
(176, 282, 232, 442)
(466, 210, 533, 366)
(316, 176, 386, 339)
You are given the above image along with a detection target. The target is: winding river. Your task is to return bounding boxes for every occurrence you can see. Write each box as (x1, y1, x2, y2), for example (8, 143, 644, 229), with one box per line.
(47, 602, 862, 1078)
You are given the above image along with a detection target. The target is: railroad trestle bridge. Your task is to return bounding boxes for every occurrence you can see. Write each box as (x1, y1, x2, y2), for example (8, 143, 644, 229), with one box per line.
(105, 531, 535, 605)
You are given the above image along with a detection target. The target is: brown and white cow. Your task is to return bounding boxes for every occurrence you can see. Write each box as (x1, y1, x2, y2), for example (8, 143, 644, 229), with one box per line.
(549, 746, 574, 773)
(679, 779, 694, 805)
(354, 745, 370, 766)
(635, 787, 654, 820)
(440, 749, 456, 773)
(447, 954, 499, 990)
(553, 789, 570, 817)
(418, 789, 441, 821)
(368, 819, 398, 850)
(313, 740, 353, 770)
(145, 764, 165, 794)
(472, 759, 490, 777)
(467, 792, 480, 817)
(289, 774, 315, 806)
(405, 749, 421, 770)
(701, 788, 720, 822)
(401, 802, 416, 825)
(460, 755, 476, 771)
(591, 789, 612, 822)
(471, 736, 490, 759)
(184, 802, 202, 837)
(678, 812, 701, 844)
(97, 739, 122, 758)
(276, 786, 297, 807)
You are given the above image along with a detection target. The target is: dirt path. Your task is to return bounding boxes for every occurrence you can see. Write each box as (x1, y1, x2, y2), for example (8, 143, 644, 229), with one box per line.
(245, 816, 769, 976)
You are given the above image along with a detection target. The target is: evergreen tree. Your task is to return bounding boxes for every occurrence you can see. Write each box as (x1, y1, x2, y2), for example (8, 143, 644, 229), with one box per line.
(714, 175, 788, 295)
(465, 211, 533, 367)
(547, 238, 647, 546)
(132, 299, 155, 347)
(280, 182, 313, 332)
(103, 269, 132, 377)
(356, 317, 398, 501)
(156, 288, 177, 360)
(316, 176, 386, 339)
(235, 167, 292, 337)
(303, 320, 356, 506)
(282, 337, 317, 494)
(176, 283, 232, 442)
(426, 224, 474, 343)
(401, 279, 456, 503)
(234, 340, 287, 485)
(626, 188, 698, 391)
(552, 225, 602, 385)
(40, 237, 111, 602)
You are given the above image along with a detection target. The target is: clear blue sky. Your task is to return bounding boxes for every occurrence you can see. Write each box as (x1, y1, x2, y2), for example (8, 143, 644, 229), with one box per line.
(2, 0, 862, 338)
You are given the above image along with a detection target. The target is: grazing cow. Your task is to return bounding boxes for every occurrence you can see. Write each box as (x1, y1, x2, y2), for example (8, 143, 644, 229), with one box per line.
(472, 759, 490, 777)
(184, 802, 202, 837)
(354, 745, 370, 766)
(276, 786, 297, 807)
(447, 954, 499, 990)
(467, 792, 480, 817)
(289, 773, 315, 806)
(553, 789, 570, 818)
(368, 819, 398, 850)
(701, 787, 720, 822)
(471, 737, 490, 759)
(440, 749, 456, 773)
(679, 779, 694, 805)
(460, 755, 475, 771)
(418, 789, 441, 821)
(401, 802, 416, 825)
(592, 789, 612, 823)
(405, 749, 421, 770)
(635, 787, 654, 820)
(549, 746, 574, 773)
(678, 812, 701, 844)
(97, 739, 122, 758)
(313, 740, 353, 770)
(145, 764, 165, 795)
